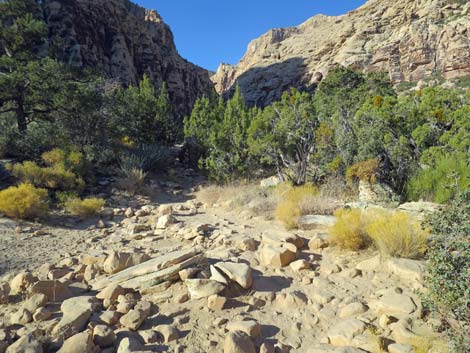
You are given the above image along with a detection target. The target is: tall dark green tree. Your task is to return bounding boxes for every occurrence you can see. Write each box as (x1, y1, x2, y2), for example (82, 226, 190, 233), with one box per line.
(0, 0, 64, 133)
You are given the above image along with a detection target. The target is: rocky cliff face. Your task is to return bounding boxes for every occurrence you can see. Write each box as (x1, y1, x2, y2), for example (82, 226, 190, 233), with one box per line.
(212, 0, 470, 106)
(43, 0, 214, 117)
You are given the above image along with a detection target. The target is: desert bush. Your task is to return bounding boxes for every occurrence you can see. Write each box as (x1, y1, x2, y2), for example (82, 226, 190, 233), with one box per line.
(410, 336, 450, 353)
(329, 208, 371, 250)
(346, 158, 380, 185)
(65, 197, 105, 217)
(365, 210, 430, 259)
(0, 183, 49, 219)
(275, 184, 319, 229)
(10, 161, 84, 191)
(116, 168, 147, 195)
(298, 194, 341, 216)
(42, 148, 88, 176)
(424, 191, 470, 352)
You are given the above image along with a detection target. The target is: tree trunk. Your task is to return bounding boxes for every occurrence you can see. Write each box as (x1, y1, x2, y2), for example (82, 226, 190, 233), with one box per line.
(16, 97, 27, 133)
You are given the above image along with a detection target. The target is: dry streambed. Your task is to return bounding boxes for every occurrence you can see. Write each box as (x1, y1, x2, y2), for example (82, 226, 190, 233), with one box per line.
(0, 187, 439, 353)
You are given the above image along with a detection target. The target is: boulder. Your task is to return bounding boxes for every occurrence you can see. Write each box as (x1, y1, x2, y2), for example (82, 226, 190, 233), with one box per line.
(33, 307, 52, 322)
(10, 309, 32, 325)
(52, 296, 98, 339)
(226, 320, 261, 338)
(262, 232, 303, 249)
(260, 244, 297, 267)
(156, 215, 177, 229)
(223, 331, 255, 353)
(103, 251, 150, 275)
(338, 302, 368, 318)
(327, 319, 367, 346)
(29, 280, 73, 302)
(207, 295, 227, 311)
(22, 294, 47, 313)
(185, 279, 225, 299)
(92, 325, 116, 348)
(5, 334, 43, 353)
(57, 331, 98, 353)
(373, 293, 417, 317)
(10, 272, 36, 295)
(298, 215, 335, 230)
(289, 259, 310, 272)
(119, 301, 151, 330)
(154, 325, 179, 343)
(214, 262, 253, 289)
(308, 233, 330, 250)
(388, 343, 413, 353)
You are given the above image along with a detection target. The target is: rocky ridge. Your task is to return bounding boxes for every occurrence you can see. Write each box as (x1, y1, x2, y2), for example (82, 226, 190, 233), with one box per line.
(43, 0, 214, 117)
(212, 0, 470, 106)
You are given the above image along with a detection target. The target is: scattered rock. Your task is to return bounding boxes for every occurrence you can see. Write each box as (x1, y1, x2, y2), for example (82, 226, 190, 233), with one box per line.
(57, 330, 97, 353)
(289, 259, 310, 272)
(223, 331, 255, 353)
(327, 319, 367, 346)
(5, 334, 43, 353)
(33, 307, 52, 322)
(22, 294, 47, 313)
(52, 296, 98, 339)
(388, 343, 413, 353)
(29, 280, 73, 302)
(156, 215, 177, 229)
(10, 272, 36, 295)
(214, 262, 253, 289)
(226, 320, 261, 338)
(298, 215, 335, 230)
(339, 302, 368, 318)
(93, 325, 116, 347)
(373, 293, 417, 317)
(207, 295, 227, 311)
(185, 279, 225, 299)
(308, 233, 330, 250)
(10, 309, 32, 325)
(155, 325, 179, 343)
(0, 282, 10, 304)
(119, 301, 151, 330)
(260, 244, 297, 267)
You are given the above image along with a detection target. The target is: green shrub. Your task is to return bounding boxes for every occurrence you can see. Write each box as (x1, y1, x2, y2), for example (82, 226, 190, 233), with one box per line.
(0, 183, 49, 219)
(407, 155, 470, 203)
(424, 191, 470, 352)
(65, 197, 105, 217)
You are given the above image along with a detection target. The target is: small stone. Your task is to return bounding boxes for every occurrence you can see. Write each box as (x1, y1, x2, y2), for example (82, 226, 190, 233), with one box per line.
(327, 319, 366, 346)
(33, 307, 52, 322)
(185, 279, 225, 299)
(22, 294, 47, 313)
(99, 310, 121, 326)
(374, 293, 417, 317)
(223, 331, 255, 353)
(289, 259, 310, 272)
(308, 233, 330, 250)
(338, 302, 368, 318)
(58, 330, 97, 353)
(226, 320, 261, 338)
(388, 343, 413, 353)
(10, 272, 36, 295)
(259, 244, 297, 267)
(155, 325, 179, 343)
(214, 262, 253, 289)
(174, 293, 190, 304)
(207, 295, 227, 311)
(119, 301, 151, 330)
(10, 308, 32, 325)
(93, 325, 116, 347)
(5, 334, 42, 353)
(156, 215, 177, 229)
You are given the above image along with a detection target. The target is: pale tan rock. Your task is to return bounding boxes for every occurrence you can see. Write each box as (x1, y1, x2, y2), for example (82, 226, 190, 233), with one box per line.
(92, 325, 116, 347)
(52, 296, 98, 339)
(156, 215, 177, 229)
(119, 301, 151, 330)
(226, 320, 261, 338)
(327, 319, 366, 346)
(33, 307, 52, 322)
(155, 324, 179, 342)
(260, 342, 275, 353)
(260, 244, 297, 267)
(10, 272, 36, 295)
(207, 295, 227, 311)
(373, 293, 417, 317)
(214, 262, 253, 289)
(223, 331, 255, 353)
(22, 294, 47, 313)
(308, 234, 330, 250)
(289, 259, 310, 272)
(338, 302, 368, 318)
(185, 279, 225, 299)
(388, 343, 413, 353)
(5, 334, 43, 353)
(57, 330, 98, 353)
(10, 308, 32, 325)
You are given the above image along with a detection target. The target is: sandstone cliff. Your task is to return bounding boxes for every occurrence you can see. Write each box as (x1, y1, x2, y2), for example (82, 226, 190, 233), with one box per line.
(212, 0, 470, 106)
(43, 0, 214, 117)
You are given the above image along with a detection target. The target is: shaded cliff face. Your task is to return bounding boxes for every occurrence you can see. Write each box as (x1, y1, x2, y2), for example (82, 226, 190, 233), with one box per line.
(212, 0, 470, 106)
(43, 0, 214, 117)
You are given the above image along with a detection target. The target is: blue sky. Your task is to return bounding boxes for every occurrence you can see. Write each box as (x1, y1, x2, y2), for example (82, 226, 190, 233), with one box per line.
(134, 1, 367, 71)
